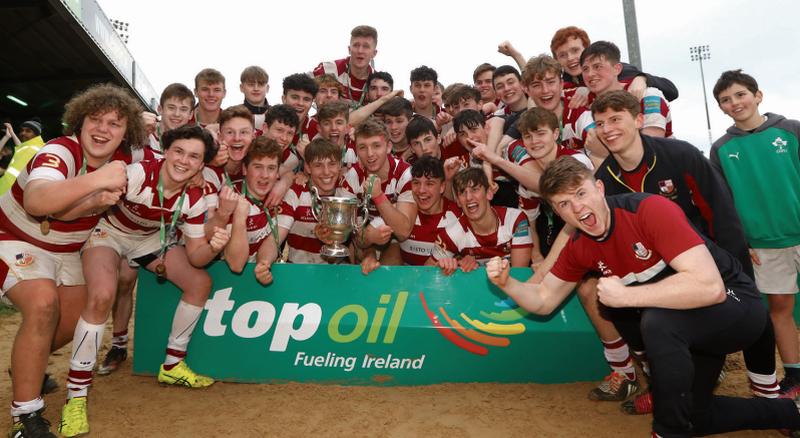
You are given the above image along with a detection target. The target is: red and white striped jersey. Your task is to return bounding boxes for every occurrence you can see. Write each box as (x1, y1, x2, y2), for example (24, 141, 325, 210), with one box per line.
(372, 198, 462, 265)
(505, 139, 538, 221)
(105, 159, 206, 239)
(227, 180, 275, 259)
(441, 139, 471, 163)
(147, 132, 163, 154)
(564, 85, 673, 147)
(201, 165, 245, 209)
(187, 108, 217, 129)
(254, 113, 266, 132)
(341, 155, 414, 221)
(311, 57, 373, 105)
(113, 144, 160, 164)
(342, 138, 358, 168)
(306, 117, 319, 142)
(0, 136, 102, 252)
(517, 146, 593, 222)
(292, 116, 314, 148)
(431, 206, 532, 264)
(281, 147, 300, 173)
(562, 104, 594, 150)
(634, 86, 672, 137)
(277, 183, 355, 264)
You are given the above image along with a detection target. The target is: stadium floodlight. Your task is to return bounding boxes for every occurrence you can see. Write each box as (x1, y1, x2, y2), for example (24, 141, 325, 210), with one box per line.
(689, 45, 712, 147)
(111, 19, 130, 44)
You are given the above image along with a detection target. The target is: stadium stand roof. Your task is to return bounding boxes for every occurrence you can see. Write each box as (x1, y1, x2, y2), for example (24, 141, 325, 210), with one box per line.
(0, 0, 158, 137)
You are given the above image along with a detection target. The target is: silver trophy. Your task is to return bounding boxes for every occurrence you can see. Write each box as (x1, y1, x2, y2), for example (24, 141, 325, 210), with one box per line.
(311, 187, 368, 258)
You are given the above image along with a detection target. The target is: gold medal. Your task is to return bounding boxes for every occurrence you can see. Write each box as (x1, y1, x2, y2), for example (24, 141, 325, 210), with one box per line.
(155, 262, 167, 280)
(40, 218, 50, 235)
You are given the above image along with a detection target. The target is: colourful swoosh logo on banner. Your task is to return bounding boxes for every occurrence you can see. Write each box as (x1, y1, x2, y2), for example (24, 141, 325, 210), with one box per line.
(419, 292, 525, 356)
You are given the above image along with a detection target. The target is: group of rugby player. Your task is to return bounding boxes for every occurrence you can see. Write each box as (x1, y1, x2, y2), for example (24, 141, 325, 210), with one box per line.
(4, 23, 800, 438)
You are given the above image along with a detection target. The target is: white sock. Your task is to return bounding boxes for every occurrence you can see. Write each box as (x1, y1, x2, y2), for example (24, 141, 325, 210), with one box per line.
(10, 397, 44, 419)
(602, 337, 636, 380)
(164, 300, 202, 366)
(748, 371, 779, 398)
(111, 330, 129, 349)
(67, 317, 104, 399)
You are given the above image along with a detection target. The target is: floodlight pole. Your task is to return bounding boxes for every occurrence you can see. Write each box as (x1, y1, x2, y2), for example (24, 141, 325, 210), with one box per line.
(622, 0, 642, 69)
(690, 45, 713, 147)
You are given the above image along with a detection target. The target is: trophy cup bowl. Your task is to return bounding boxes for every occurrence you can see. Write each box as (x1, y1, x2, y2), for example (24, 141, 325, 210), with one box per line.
(311, 194, 366, 258)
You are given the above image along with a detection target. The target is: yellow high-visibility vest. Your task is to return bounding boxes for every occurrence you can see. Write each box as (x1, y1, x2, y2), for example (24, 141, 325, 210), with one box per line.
(0, 136, 44, 195)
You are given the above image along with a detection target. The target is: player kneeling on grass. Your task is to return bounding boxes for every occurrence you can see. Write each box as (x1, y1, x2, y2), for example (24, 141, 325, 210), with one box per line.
(222, 137, 283, 284)
(426, 167, 531, 275)
(486, 156, 800, 437)
(59, 125, 229, 437)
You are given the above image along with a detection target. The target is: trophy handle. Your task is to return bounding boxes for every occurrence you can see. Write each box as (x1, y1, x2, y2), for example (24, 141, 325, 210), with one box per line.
(353, 200, 369, 230)
(310, 186, 322, 222)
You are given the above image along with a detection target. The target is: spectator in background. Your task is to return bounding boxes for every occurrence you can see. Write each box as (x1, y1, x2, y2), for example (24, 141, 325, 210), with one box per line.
(0, 119, 45, 195)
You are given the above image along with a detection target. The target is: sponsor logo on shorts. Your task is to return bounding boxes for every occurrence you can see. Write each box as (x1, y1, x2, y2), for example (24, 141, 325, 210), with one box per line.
(633, 242, 652, 261)
(92, 227, 108, 239)
(14, 253, 34, 267)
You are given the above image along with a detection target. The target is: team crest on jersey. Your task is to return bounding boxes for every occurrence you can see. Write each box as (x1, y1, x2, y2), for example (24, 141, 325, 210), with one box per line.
(772, 137, 788, 154)
(633, 242, 652, 260)
(14, 252, 34, 268)
(658, 179, 677, 199)
(91, 227, 108, 239)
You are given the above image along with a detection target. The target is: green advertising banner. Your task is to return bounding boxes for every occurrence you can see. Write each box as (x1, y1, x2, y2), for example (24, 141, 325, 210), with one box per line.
(133, 263, 609, 385)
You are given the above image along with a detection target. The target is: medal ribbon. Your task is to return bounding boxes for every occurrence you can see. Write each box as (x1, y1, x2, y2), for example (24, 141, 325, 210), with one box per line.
(157, 178, 187, 259)
(241, 182, 280, 251)
(223, 169, 234, 189)
(358, 174, 377, 246)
